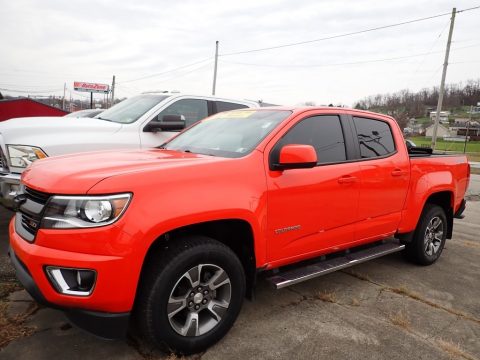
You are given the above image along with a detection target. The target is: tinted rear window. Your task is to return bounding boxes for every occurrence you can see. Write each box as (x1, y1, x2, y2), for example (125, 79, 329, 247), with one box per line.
(353, 117, 395, 158)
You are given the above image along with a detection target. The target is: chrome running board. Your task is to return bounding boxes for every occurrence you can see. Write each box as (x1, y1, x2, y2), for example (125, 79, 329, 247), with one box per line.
(267, 238, 405, 289)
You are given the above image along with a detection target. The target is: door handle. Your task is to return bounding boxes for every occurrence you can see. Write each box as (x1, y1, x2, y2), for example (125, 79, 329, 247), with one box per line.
(338, 175, 358, 184)
(391, 168, 406, 177)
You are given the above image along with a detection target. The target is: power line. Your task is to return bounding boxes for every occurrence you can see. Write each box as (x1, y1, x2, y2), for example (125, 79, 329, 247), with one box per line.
(119, 57, 212, 84)
(220, 5, 480, 56)
(219, 43, 480, 69)
(405, 19, 451, 89)
(0, 87, 63, 94)
(154, 61, 213, 83)
(1, 62, 214, 97)
(451, 60, 480, 64)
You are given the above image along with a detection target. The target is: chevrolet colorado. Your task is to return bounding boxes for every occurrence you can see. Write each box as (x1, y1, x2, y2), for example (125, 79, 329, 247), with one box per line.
(9, 107, 469, 354)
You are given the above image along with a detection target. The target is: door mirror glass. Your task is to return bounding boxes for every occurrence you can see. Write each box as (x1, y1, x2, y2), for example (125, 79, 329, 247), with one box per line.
(275, 144, 317, 170)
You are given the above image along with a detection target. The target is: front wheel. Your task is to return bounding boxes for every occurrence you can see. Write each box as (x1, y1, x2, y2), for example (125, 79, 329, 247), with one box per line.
(136, 236, 246, 355)
(405, 204, 447, 265)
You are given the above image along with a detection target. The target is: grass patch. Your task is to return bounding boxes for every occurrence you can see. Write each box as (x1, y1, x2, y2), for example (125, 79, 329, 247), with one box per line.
(316, 291, 337, 303)
(0, 300, 37, 348)
(0, 282, 37, 349)
(407, 136, 480, 153)
(166, 355, 183, 360)
(457, 240, 480, 249)
(388, 310, 411, 330)
(0, 281, 22, 300)
(436, 339, 476, 360)
(387, 286, 480, 325)
(342, 272, 480, 325)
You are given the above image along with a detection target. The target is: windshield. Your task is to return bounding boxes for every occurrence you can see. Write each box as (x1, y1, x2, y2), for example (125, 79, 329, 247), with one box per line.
(164, 110, 291, 158)
(94, 95, 170, 124)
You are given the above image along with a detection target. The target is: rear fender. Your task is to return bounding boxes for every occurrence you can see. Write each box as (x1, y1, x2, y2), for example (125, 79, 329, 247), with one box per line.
(397, 170, 454, 235)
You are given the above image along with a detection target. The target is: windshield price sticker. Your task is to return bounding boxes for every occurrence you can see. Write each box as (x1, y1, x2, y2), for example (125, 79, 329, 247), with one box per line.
(220, 110, 257, 118)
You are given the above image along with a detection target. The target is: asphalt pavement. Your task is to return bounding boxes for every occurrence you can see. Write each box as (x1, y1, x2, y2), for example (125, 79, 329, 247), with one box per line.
(0, 177, 479, 359)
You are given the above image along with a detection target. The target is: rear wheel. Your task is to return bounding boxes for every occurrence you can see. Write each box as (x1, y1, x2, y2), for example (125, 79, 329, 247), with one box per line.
(405, 204, 447, 265)
(136, 236, 245, 355)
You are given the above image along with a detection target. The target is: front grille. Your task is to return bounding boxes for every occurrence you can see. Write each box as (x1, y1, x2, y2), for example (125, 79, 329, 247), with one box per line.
(0, 147, 8, 171)
(17, 187, 51, 241)
(24, 187, 50, 205)
(20, 212, 41, 235)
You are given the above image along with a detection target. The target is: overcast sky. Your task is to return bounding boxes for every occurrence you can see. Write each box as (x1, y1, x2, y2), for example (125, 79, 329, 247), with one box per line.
(1, 0, 479, 106)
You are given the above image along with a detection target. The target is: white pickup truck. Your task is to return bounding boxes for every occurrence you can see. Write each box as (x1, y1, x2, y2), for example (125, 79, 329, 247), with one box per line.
(0, 93, 258, 208)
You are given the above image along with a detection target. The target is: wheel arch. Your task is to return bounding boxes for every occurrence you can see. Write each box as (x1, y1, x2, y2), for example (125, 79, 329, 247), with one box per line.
(139, 219, 257, 300)
(424, 191, 454, 239)
(398, 189, 454, 242)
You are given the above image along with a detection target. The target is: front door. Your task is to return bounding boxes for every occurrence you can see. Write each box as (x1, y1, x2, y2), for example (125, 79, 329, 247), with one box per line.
(139, 98, 209, 148)
(266, 114, 361, 265)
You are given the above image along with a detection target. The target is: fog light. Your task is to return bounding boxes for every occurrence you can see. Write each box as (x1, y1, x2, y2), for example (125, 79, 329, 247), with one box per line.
(46, 267, 96, 296)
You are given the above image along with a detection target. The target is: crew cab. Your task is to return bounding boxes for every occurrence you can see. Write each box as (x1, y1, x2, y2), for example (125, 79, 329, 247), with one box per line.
(0, 93, 258, 209)
(9, 107, 469, 354)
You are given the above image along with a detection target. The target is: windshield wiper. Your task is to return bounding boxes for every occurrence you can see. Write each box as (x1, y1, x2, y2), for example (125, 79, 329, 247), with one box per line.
(96, 117, 115, 122)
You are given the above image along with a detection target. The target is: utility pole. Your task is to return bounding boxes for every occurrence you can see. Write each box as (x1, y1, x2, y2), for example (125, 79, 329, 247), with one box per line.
(62, 82, 66, 111)
(111, 75, 116, 107)
(463, 105, 473, 153)
(431, 7, 456, 150)
(212, 41, 219, 95)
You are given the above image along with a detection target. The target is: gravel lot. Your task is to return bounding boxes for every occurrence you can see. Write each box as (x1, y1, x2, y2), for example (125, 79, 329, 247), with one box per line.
(0, 176, 479, 360)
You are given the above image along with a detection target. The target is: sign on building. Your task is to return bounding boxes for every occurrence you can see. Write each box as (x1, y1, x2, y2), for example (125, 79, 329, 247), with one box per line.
(74, 82, 110, 93)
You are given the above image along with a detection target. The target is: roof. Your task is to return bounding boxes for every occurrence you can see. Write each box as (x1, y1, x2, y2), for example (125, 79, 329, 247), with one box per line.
(0, 97, 68, 113)
(425, 123, 449, 130)
(138, 92, 259, 106)
(249, 106, 396, 121)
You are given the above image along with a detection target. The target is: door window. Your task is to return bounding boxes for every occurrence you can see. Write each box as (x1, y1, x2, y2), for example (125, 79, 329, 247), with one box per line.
(157, 99, 208, 127)
(353, 117, 395, 158)
(274, 115, 346, 164)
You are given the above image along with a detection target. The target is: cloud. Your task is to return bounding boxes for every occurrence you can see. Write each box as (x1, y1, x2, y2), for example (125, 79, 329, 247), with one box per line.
(0, 0, 479, 105)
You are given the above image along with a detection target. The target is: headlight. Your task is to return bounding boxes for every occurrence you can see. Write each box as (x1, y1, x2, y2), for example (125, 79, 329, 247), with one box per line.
(7, 145, 47, 168)
(42, 194, 132, 229)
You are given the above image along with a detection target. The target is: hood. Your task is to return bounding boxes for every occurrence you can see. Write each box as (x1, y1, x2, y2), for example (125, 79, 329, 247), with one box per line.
(0, 116, 121, 150)
(22, 149, 224, 194)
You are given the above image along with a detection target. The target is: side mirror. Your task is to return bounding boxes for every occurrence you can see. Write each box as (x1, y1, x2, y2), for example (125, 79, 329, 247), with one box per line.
(273, 144, 317, 170)
(143, 115, 186, 132)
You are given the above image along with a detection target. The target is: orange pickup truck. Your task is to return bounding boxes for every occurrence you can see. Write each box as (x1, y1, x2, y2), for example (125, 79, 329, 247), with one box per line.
(9, 107, 469, 354)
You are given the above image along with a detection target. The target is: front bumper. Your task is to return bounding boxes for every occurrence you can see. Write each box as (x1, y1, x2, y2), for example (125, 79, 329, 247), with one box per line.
(8, 246, 130, 339)
(0, 172, 21, 209)
(8, 213, 146, 339)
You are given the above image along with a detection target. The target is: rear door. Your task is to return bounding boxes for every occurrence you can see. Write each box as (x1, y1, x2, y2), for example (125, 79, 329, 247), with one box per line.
(265, 112, 361, 265)
(351, 116, 410, 241)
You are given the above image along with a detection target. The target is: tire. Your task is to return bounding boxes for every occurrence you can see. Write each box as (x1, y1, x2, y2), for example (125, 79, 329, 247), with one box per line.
(135, 236, 246, 355)
(405, 204, 447, 265)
